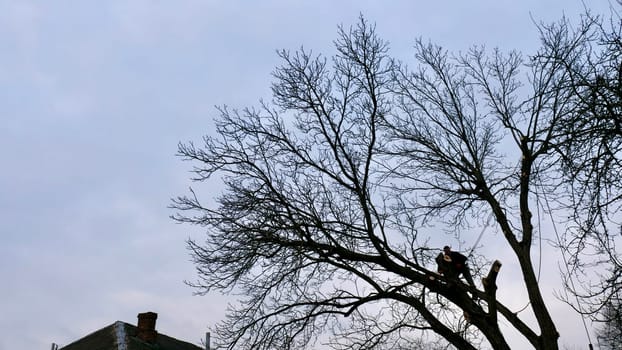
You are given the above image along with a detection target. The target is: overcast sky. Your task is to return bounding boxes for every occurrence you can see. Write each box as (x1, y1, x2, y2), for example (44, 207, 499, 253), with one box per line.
(0, 1, 613, 349)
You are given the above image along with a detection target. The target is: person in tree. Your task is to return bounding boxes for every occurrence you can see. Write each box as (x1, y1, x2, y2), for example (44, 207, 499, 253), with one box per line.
(436, 246, 477, 290)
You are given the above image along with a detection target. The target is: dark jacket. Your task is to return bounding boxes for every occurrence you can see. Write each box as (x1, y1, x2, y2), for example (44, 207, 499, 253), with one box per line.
(436, 251, 468, 276)
(448, 251, 468, 271)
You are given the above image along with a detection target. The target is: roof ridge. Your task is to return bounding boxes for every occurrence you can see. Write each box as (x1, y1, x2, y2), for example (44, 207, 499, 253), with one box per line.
(58, 318, 203, 350)
(114, 321, 128, 350)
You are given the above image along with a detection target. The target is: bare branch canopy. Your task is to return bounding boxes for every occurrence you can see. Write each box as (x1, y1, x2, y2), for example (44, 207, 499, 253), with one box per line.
(172, 10, 622, 350)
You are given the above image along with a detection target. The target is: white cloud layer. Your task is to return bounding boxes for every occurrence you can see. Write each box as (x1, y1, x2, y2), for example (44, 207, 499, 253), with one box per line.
(0, 1, 612, 349)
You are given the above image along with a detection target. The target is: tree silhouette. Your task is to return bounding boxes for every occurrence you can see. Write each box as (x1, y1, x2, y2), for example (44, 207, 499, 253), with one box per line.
(595, 295, 622, 349)
(173, 13, 620, 350)
(532, 9, 622, 327)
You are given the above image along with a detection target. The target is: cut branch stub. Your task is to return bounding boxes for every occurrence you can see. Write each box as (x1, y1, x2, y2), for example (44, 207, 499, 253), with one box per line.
(482, 260, 502, 292)
(483, 260, 502, 322)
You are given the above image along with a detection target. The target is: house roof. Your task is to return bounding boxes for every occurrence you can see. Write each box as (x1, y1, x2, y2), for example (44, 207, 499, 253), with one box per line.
(59, 321, 204, 350)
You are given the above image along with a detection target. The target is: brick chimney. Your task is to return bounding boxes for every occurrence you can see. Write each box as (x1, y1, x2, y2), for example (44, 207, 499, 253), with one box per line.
(136, 312, 158, 343)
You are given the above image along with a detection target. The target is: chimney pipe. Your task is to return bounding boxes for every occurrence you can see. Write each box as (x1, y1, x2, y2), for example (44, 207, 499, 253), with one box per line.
(136, 312, 158, 343)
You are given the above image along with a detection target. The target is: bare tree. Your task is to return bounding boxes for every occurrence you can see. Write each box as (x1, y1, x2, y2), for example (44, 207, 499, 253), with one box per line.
(595, 293, 622, 350)
(172, 13, 617, 350)
(530, 9, 622, 323)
